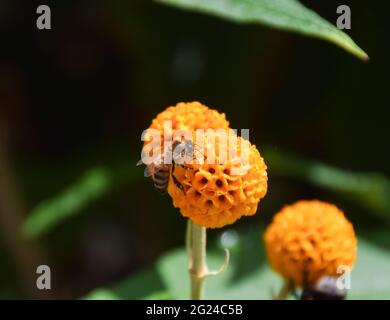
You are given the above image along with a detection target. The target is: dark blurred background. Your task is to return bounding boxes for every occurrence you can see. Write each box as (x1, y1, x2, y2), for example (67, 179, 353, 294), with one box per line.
(0, 0, 388, 299)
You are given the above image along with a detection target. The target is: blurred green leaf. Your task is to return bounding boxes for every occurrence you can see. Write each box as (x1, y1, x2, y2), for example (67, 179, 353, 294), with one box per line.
(155, 0, 368, 61)
(348, 241, 390, 299)
(23, 167, 113, 239)
(22, 148, 390, 240)
(84, 227, 279, 300)
(22, 159, 141, 239)
(156, 247, 279, 299)
(84, 227, 390, 300)
(265, 149, 390, 222)
(84, 265, 171, 300)
(83, 288, 121, 300)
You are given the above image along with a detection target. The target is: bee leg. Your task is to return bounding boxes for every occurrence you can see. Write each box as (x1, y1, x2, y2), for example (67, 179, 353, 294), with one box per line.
(172, 174, 185, 194)
(171, 162, 186, 194)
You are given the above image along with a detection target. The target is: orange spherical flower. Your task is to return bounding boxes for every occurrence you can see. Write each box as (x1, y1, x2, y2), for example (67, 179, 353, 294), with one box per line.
(264, 200, 357, 287)
(168, 136, 268, 228)
(149, 101, 230, 136)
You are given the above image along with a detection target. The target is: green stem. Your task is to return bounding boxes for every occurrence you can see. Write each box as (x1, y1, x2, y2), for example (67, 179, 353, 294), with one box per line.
(187, 220, 207, 300)
(186, 219, 230, 300)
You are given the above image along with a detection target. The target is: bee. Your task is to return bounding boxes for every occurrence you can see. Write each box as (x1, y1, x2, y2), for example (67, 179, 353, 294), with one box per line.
(137, 139, 196, 194)
(301, 275, 346, 300)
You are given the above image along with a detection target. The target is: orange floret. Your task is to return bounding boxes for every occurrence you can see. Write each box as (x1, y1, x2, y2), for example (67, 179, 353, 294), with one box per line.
(264, 200, 357, 287)
(168, 136, 268, 228)
(149, 101, 229, 136)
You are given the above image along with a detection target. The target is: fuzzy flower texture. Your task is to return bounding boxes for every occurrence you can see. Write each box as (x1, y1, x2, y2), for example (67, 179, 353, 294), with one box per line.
(146, 102, 268, 228)
(264, 200, 357, 287)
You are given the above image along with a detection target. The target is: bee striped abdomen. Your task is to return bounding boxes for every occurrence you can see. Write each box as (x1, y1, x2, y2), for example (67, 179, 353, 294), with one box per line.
(153, 165, 170, 192)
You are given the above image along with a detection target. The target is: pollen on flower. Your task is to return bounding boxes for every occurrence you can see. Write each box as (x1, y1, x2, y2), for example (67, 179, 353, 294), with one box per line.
(264, 200, 357, 287)
(142, 102, 267, 228)
(168, 136, 268, 228)
(149, 101, 230, 136)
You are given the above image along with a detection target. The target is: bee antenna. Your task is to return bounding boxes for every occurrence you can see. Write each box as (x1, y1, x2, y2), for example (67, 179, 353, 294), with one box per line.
(192, 144, 205, 157)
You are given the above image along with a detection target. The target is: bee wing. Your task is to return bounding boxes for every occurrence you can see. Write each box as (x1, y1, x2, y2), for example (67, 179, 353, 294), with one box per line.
(136, 159, 155, 177)
(189, 143, 205, 163)
(173, 141, 201, 164)
(192, 144, 204, 157)
(143, 165, 154, 177)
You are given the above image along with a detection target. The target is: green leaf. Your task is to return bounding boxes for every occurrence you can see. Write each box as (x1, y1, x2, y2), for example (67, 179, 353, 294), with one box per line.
(22, 160, 141, 239)
(83, 265, 172, 300)
(157, 229, 390, 300)
(265, 149, 390, 222)
(155, 0, 368, 61)
(22, 167, 113, 239)
(84, 227, 390, 300)
(348, 241, 390, 299)
(82, 288, 121, 300)
(84, 227, 279, 300)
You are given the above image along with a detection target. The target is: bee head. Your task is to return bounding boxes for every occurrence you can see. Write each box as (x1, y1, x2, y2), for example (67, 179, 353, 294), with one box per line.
(172, 139, 194, 164)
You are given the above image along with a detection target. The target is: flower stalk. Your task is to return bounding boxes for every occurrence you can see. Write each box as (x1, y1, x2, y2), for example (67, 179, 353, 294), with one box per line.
(186, 220, 230, 300)
(187, 221, 207, 299)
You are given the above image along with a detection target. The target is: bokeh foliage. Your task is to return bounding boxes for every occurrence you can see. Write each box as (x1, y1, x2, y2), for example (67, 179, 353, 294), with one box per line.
(1, 0, 389, 300)
(84, 227, 390, 300)
(156, 0, 368, 60)
(23, 149, 390, 239)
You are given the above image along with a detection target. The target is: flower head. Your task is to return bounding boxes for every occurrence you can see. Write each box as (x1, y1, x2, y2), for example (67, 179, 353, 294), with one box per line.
(168, 136, 268, 228)
(149, 101, 229, 136)
(142, 101, 268, 228)
(264, 200, 357, 287)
